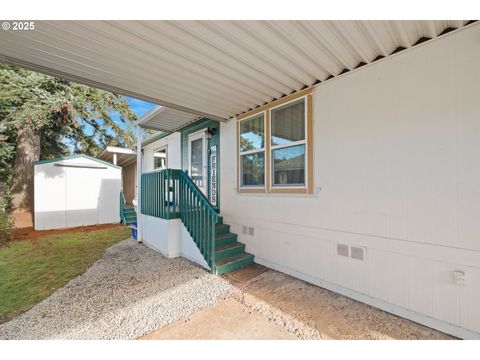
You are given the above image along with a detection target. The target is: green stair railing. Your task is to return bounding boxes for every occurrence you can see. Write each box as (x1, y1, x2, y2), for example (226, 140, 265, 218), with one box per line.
(120, 191, 126, 224)
(178, 170, 219, 270)
(141, 169, 181, 219)
(140, 169, 219, 271)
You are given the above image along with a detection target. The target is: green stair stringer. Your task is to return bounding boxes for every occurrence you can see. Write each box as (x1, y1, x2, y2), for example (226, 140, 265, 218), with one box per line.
(176, 171, 254, 275)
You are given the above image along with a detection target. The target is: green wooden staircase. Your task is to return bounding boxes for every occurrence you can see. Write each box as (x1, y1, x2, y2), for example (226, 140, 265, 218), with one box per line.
(213, 217, 254, 274)
(120, 192, 137, 225)
(140, 169, 254, 274)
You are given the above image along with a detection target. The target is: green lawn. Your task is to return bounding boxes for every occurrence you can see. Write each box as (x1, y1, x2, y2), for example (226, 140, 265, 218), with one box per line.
(0, 225, 131, 324)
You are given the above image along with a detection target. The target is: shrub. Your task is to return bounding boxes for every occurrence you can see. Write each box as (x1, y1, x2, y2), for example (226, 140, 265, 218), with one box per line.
(0, 193, 13, 242)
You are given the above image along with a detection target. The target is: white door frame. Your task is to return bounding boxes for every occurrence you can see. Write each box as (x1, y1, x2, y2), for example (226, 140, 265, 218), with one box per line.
(187, 129, 208, 196)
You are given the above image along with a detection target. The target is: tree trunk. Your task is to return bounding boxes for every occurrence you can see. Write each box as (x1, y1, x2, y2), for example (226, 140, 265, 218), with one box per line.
(10, 123, 41, 227)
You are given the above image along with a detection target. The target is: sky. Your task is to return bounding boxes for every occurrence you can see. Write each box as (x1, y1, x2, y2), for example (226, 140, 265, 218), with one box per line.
(82, 96, 156, 136)
(68, 96, 157, 153)
(126, 97, 157, 118)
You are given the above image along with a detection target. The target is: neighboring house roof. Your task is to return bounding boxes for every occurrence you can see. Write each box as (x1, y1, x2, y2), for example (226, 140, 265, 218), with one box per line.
(97, 146, 136, 167)
(34, 154, 122, 169)
(274, 155, 305, 171)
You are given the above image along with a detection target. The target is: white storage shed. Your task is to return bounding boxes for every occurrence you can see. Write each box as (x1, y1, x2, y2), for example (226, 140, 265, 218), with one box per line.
(34, 155, 121, 230)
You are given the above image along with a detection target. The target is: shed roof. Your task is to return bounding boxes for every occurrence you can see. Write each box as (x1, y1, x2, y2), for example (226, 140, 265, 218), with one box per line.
(34, 154, 122, 169)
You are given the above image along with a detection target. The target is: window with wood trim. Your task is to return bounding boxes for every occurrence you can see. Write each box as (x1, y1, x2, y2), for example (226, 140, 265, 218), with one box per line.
(237, 89, 313, 194)
(271, 98, 306, 187)
(238, 112, 265, 188)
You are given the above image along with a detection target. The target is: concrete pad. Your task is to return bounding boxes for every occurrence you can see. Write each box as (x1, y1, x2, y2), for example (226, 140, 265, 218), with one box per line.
(139, 298, 298, 340)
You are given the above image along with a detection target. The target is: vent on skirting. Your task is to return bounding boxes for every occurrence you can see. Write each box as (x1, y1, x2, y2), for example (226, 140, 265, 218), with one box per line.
(337, 243, 349, 257)
(351, 246, 366, 261)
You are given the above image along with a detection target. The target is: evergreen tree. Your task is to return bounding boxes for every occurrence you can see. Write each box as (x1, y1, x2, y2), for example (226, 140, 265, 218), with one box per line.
(0, 64, 138, 225)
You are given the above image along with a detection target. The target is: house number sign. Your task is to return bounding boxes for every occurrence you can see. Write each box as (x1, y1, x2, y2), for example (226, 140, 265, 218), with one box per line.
(209, 145, 217, 206)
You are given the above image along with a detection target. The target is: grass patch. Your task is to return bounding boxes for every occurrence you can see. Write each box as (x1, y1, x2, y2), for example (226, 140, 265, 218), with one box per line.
(0, 225, 131, 324)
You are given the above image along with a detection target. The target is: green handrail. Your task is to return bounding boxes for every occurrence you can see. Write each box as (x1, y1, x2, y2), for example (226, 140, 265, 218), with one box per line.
(120, 191, 126, 224)
(140, 169, 218, 271)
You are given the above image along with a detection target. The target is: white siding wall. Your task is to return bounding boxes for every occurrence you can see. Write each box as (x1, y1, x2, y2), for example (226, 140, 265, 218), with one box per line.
(142, 132, 182, 173)
(220, 25, 480, 338)
(141, 215, 209, 269)
(140, 132, 208, 268)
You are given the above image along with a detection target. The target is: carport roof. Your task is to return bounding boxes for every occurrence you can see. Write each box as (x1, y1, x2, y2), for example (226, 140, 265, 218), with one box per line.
(97, 146, 137, 167)
(0, 20, 475, 130)
(137, 106, 202, 132)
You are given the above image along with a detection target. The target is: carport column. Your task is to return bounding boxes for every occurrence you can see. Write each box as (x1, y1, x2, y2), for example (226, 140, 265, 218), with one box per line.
(136, 124, 143, 243)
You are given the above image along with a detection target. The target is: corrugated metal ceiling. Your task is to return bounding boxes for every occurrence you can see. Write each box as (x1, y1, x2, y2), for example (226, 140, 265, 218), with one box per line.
(0, 20, 475, 128)
(138, 106, 201, 132)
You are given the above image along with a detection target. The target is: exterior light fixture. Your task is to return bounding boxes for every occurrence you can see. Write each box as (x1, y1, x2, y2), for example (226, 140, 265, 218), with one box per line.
(206, 127, 216, 139)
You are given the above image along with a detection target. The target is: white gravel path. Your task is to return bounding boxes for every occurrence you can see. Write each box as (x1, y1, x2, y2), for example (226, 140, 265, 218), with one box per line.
(0, 238, 234, 340)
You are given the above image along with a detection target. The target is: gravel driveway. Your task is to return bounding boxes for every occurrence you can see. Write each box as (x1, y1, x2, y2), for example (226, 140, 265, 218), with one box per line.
(0, 238, 234, 340)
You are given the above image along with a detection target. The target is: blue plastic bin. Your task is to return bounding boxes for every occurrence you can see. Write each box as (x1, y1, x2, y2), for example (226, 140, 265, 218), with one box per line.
(130, 222, 138, 240)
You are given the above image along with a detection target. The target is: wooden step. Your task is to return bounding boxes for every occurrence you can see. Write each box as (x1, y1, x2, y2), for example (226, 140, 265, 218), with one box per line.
(215, 242, 245, 260)
(215, 232, 237, 246)
(215, 252, 254, 275)
(215, 223, 230, 235)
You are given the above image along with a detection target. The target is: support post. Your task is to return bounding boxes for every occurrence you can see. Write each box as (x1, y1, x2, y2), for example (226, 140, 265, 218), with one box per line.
(136, 124, 143, 243)
(113, 153, 117, 165)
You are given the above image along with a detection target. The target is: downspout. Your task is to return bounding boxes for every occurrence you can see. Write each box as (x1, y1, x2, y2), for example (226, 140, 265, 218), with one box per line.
(136, 124, 143, 243)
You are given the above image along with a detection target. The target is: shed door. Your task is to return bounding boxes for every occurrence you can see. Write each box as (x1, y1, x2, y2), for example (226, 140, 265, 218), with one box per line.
(65, 166, 100, 227)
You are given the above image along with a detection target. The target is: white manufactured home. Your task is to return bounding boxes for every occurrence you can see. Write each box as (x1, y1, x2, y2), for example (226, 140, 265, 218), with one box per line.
(2, 20, 479, 339)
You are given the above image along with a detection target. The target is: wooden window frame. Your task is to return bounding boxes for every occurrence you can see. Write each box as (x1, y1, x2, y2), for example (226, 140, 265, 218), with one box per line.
(237, 88, 314, 195)
(237, 111, 267, 192)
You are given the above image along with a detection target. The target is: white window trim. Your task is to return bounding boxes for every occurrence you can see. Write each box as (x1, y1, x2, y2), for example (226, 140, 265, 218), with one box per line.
(269, 96, 308, 189)
(187, 129, 208, 194)
(238, 111, 266, 189)
(153, 145, 168, 171)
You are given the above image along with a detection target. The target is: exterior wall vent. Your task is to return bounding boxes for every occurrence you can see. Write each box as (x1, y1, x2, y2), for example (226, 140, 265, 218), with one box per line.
(337, 243, 349, 257)
(242, 226, 248, 235)
(248, 227, 254, 236)
(351, 246, 366, 261)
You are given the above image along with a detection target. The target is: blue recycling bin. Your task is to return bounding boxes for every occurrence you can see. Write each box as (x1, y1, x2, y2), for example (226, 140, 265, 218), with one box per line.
(130, 222, 137, 240)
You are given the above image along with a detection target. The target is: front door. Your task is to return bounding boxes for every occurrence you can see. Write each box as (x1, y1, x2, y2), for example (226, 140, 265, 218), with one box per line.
(188, 130, 207, 196)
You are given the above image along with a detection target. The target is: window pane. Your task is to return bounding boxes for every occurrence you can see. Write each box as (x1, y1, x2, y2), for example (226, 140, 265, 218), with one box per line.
(273, 145, 305, 186)
(154, 148, 167, 169)
(190, 138, 204, 187)
(271, 99, 305, 146)
(241, 152, 265, 186)
(240, 114, 264, 152)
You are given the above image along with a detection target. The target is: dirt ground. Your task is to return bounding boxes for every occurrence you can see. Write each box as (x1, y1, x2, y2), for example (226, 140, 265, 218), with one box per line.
(141, 264, 455, 340)
(11, 223, 125, 242)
